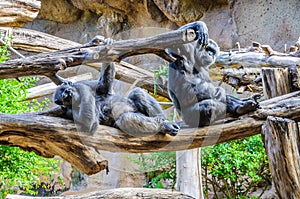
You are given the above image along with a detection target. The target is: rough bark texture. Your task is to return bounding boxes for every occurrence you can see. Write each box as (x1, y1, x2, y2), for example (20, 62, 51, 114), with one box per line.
(262, 68, 292, 99)
(7, 188, 194, 199)
(260, 67, 300, 198)
(0, 91, 300, 175)
(176, 149, 203, 199)
(261, 117, 300, 199)
(216, 51, 300, 69)
(0, 0, 41, 27)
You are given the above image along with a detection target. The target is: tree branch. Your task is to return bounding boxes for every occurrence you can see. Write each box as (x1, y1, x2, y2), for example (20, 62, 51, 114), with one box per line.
(1, 91, 300, 175)
(0, 27, 196, 80)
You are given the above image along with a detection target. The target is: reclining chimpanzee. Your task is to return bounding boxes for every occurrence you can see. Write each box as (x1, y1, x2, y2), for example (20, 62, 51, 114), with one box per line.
(53, 62, 179, 136)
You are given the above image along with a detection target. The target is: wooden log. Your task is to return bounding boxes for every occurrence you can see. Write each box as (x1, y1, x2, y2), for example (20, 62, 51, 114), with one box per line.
(6, 188, 193, 199)
(260, 67, 300, 198)
(1, 91, 300, 175)
(216, 51, 300, 68)
(0, 27, 171, 97)
(26, 73, 93, 100)
(261, 116, 300, 199)
(0, 0, 41, 27)
(262, 68, 292, 99)
(0, 27, 196, 80)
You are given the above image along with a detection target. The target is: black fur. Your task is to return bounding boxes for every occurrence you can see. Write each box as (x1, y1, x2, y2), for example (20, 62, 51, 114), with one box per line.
(53, 63, 180, 136)
(168, 21, 259, 127)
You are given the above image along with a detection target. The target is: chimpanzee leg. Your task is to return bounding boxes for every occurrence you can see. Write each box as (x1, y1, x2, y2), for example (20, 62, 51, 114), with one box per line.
(226, 95, 259, 116)
(128, 87, 166, 119)
(182, 99, 227, 127)
(115, 112, 179, 136)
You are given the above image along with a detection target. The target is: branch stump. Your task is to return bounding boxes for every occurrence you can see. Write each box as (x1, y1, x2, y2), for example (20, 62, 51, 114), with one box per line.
(262, 116, 300, 199)
(261, 67, 300, 198)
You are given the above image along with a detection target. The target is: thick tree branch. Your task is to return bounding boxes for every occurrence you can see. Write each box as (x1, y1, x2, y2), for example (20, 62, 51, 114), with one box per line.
(0, 27, 196, 80)
(1, 91, 300, 175)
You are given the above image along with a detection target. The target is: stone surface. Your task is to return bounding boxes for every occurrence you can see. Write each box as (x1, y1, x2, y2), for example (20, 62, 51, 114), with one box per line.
(37, 0, 82, 23)
(204, 0, 300, 50)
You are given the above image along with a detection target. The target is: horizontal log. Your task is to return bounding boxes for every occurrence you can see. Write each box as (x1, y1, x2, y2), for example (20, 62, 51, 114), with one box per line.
(1, 91, 300, 175)
(0, 27, 196, 79)
(0, 27, 170, 97)
(26, 73, 93, 100)
(6, 188, 193, 199)
(216, 51, 300, 68)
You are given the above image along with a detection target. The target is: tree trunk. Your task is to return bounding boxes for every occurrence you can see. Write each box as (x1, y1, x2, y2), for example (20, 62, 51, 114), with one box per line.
(262, 68, 292, 99)
(261, 67, 300, 198)
(261, 116, 300, 199)
(176, 149, 203, 199)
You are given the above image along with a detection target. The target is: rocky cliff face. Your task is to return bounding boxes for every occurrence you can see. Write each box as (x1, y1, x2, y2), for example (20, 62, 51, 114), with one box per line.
(24, 0, 300, 50)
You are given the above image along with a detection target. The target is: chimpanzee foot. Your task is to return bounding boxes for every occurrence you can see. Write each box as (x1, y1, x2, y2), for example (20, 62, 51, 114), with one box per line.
(162, 122, 180, 136)
(235, 100, 259, 115)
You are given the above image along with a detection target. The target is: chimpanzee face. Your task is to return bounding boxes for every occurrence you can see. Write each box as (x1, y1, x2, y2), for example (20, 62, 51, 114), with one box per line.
(53, 84, 76, 107)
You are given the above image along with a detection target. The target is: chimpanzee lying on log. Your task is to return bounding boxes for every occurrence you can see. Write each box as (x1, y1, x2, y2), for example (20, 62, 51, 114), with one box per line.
(53, 62, 179, 136)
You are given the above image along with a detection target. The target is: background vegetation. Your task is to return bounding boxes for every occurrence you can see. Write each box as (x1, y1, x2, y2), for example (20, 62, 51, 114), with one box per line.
(0, 38, 63, 198)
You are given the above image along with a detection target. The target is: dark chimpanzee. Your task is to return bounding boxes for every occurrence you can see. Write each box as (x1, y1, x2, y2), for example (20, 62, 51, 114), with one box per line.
(53, 62, 180, 136)
(168, 21, 259, 127)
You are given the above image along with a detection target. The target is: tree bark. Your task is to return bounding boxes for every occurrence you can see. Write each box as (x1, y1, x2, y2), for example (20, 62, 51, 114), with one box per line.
(0, 27, 197, 80)
(0, 0, 41, 27)
(6, 188, 194, 199)
(176, 149, 203, 199)
(260, 67, 300, 198)
(261, 116, 300, 199)
(262, 68, 292, 99)
(1, 91, 300, 175)
(216, 51, 300, 69)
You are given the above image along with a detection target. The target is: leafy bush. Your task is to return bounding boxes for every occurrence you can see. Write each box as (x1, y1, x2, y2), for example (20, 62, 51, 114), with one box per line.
(0, 38, 62, 198)
(129, 152, 176, 189)
(202, 135, 271, 199)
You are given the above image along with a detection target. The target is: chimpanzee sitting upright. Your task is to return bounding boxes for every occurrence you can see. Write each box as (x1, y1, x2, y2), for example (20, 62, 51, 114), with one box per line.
(168, 21, 259, 127)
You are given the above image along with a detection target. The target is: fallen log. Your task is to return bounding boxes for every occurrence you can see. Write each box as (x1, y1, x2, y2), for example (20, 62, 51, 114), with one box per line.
(6, 188, 193, 199)
(1, 91, 300, 175)
(0, 27, 169, 97)
(0, 26, 197, 79)
(216, 51, 300, 69)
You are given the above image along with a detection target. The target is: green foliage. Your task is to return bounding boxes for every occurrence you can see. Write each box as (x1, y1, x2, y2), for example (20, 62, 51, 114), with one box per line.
(0, 38, 61, 198)
(201, 135, 271, 199)
(129, 152, 176, 189)
(153, 63, 168, 95)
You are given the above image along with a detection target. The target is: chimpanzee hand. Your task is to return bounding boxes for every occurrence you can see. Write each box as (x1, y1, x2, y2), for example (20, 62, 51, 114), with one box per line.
(178, 21, 209, 48)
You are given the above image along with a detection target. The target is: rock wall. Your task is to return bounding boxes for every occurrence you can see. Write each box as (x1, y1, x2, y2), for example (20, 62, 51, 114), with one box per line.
(203, 0, 300, 50)
(24, 0, 299, 50)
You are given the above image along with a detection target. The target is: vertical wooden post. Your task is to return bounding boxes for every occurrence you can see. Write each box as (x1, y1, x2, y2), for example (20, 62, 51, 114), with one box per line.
(176, 149, 203, 199)
(261, 68, 291, 99)
(261, 67, 300, 198)
(262, 117, 300, 199)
